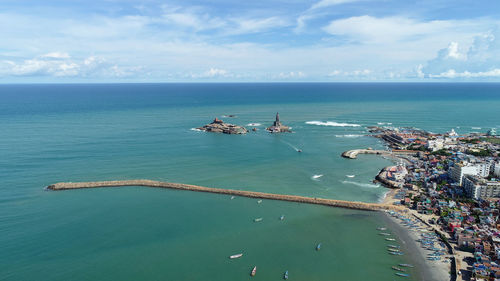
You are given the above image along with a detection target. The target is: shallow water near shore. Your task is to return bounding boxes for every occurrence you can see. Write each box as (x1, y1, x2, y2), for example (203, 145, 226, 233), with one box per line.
(1, 83, 500, 280)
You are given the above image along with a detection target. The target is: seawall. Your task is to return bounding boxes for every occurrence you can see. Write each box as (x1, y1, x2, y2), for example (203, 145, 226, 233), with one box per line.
(46, 180, 405, 212)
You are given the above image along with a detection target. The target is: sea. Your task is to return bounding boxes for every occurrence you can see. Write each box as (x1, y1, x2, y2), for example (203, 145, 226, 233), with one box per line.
(1, 83, 499, 281)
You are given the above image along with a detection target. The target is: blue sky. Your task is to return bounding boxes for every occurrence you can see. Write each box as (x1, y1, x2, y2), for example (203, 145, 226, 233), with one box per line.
(1, 0, 500, 82)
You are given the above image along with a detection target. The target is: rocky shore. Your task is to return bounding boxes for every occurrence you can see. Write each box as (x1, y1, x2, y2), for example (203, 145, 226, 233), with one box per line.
(197, 118, 248, 134)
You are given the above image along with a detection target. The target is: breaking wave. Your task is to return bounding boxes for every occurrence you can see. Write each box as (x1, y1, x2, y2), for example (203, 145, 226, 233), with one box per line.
(306, 121, 361, 127)
(341, 180, 380, 188)
(335, 134, 364, 138)
(377, 122, 393, 125)
(190, 128, 203, 132)
(247, 123, 262, 126)
(471, 127, 481, 130)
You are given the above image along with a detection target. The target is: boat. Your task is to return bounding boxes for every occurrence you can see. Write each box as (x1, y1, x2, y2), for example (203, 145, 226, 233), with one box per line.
(284, 270, 288, 280)
(254, 218, 263, 222)
(316, 243, 321, 250)
(399, 264, 414, 268)
(388, 244, 400, 248)
(379, 232, 391, 236)
(257, 200, 262, 204)
(251, 266, 257, 276)
(231, 196, 235, 200)
(385, 238, 396, 241)
(395, 273, 409, 277)
(377, 227, 387, 231)
(391, 266, 406, 272)
(297, 149, 302, 153)
(388, 248, 399, 252)
(280, 215, 285, 221)
(346, 175, 355, 178)
(389, 251, 403, 256)
(229, 253, 243, 259)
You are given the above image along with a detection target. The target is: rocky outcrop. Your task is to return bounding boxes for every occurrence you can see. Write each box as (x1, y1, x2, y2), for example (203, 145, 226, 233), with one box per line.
(46, 180, 405, 212)
(266, 112, 291, 133)
(197, 118, 248, 134)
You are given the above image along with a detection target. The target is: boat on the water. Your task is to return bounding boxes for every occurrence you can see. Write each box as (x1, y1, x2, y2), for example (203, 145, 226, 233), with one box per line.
(284, 270, 288, 279)
(346, 175, 355, 178)
(399, 264, 414, 268)
(388, 248, 399, 252)
(250, 266, 257, 276)
(254, 218, 263, 222)
(229, 253, 243, 259)
(391, 266, 405, 272)
(396, 272, 409, 277)
(316, 243, 321, 250)
(280, 215, 285, 221)
(388, 244, 400, 248)
(231, 196, 235, 200)
(257, 200, 262, 204)
(297, 149, 302, 153)
(377, 227, 387, 231)
(385, 238, 396, 241)
(379, 232, 391, 236)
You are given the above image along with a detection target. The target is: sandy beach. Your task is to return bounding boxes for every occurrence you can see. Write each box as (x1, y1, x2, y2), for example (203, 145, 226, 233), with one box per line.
(380, 212, 451, 281)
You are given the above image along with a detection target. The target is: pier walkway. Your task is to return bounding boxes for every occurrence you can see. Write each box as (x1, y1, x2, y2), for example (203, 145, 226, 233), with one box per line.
(47, 180, 404, 212)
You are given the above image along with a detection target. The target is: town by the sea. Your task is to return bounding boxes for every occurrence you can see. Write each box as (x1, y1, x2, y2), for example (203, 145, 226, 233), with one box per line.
(1, 83, 499, 281)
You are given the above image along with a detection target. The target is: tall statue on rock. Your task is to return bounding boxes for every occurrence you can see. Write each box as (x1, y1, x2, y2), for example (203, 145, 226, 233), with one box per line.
(266, 112, 291, 133)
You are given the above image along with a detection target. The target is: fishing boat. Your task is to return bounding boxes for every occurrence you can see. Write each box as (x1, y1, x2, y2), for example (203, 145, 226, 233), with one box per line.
(399, 264, 414, 268)
(395, 273, 409, 277)
(250, 266, 257, 276)
(254, 218, 263, 222)
(284, 270, 289, 279)
(379, 232, 391, 236)
(377, 227, 387, 231)
(229, 253, 243, 259)
(388, 244, 400, 248)
(385, 238, 396, 241)
(280, 215, 285, 221)
(389, 252, 403, 256)
(346, 175, 355, 178)
(392, 266, 405, 272)
(388, 248, 399, 252)
(231, 196, 235, 200)
(297, 149, 302, 153)
(316, 243, 321, 250)
(257, 200, 262, 204)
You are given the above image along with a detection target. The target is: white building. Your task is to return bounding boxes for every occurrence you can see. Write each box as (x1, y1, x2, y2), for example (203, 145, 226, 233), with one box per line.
(494, 162, 500, 178)
(448, 162, 490, 186)
(427, 138, 444, 152)
(463, 175, 500, 200)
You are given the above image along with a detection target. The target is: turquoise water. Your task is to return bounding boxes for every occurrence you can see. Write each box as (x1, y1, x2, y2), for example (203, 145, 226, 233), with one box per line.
(1, 83, 499, 280)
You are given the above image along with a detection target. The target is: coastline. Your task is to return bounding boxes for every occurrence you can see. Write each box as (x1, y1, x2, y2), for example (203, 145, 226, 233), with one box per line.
(380, 212, 451, 281)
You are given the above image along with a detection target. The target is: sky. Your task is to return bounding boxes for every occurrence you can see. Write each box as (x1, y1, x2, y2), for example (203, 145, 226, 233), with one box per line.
(1, 0, 500, 82)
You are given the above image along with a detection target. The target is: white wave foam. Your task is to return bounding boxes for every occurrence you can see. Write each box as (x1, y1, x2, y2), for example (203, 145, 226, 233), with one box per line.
(247, 123, 262, 126)
(306, 121, 361, 127)
(335, 134, 364, 138)
(471, 127, 481, 130)
(311, 174, 323, 181)
(190, 128, 203, 132)
(377, 122, 393, 125)
(341, 180, 380, 188)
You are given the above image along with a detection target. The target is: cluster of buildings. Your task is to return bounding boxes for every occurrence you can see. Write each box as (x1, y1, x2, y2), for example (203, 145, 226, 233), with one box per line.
(372, 126, 500, 280)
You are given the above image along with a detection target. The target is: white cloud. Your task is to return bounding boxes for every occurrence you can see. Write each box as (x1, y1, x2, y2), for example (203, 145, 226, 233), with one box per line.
(328, 69, 371, 76)
(229, 17, 289, 35)
(41, 52, 71, 59)
(429, 69, 500, 78)
(277, 71, 306, 79)
(310, 0, 362, 10)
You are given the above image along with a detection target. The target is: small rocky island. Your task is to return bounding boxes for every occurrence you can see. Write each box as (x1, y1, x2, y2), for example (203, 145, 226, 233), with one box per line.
(197, 118, 248, 134)
(266, 112, 291, 133)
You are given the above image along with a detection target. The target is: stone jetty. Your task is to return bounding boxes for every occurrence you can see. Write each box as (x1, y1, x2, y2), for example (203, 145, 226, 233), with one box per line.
(341, 149, 391, 159)
(197, 118, 248, 134)
(46, 180, 404, 212)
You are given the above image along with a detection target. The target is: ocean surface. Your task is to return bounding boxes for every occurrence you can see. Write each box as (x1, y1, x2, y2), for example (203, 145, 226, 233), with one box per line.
(1, 83, 499, 281)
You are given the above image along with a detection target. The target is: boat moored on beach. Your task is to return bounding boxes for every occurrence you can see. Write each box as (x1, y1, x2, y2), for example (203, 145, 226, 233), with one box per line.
(399, 264, 414, 268)
(391, 266, 405, 272)
(395, 272, 409, 277)
(385, 238, 396, 241)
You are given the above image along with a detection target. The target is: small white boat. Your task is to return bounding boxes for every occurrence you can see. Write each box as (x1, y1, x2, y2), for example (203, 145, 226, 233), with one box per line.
(346, 175, 355, 178)
(231, 196, 235, 200)
(385, 238, 396, 241)
(229, 253, 243, 259)
(254, 218, 263, 222)
(257, 200, 262, 204)
(280, 215, 285, 221)
(251, 266, 257, 276)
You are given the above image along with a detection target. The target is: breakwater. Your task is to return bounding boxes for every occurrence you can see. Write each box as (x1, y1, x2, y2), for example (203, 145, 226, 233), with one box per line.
(341, 149, 417, 160)
(46, 180, 405, 212)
